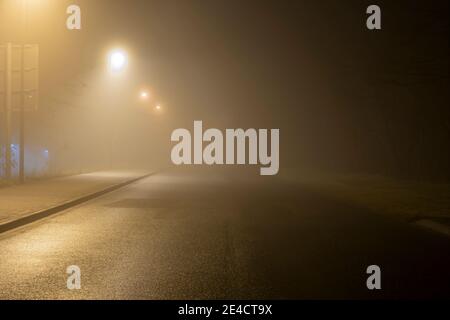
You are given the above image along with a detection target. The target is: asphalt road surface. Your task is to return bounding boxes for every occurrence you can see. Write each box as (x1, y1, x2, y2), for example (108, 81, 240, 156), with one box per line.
(0, 168, 449, 299)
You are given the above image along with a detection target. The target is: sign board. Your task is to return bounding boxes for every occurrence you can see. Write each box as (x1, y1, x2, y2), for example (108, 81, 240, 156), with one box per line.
(0, 44, 39, 113)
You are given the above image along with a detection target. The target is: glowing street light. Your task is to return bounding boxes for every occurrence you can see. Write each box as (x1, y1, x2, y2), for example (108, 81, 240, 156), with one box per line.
(108, 49, 128, 72)
(140, 91, 149, 100)
(155, 105, 162, 111)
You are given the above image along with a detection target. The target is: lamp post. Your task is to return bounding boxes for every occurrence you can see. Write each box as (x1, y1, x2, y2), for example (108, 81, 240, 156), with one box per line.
(18, 0, 28, 183)
(106, 48, 128, 168)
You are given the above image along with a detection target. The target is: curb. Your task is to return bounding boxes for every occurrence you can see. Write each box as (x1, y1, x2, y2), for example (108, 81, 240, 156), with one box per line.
(0, 172, 154, 234)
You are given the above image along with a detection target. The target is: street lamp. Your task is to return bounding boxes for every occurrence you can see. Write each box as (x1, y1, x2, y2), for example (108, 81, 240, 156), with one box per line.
(108, 49, 127, 73)
(105, 48, 128, 169)
(140, 91, 149, 100)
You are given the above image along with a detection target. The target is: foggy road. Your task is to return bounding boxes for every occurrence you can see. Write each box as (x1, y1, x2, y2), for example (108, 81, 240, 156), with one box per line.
(0, 169, 449, 299)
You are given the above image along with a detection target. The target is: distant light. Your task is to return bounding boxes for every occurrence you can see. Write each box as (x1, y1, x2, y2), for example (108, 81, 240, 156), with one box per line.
(109, 50, 127, 72)
(155, 105, 161, 111)
(140, 91, 149, 99)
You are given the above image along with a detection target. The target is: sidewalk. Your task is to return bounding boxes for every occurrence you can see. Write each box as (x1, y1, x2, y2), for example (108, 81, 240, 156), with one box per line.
(0, 171, 151, 227)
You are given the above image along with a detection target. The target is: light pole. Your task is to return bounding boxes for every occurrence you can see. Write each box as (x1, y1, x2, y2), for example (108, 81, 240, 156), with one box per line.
(19, 0, 28, 183)
(107, 48, 128, 168)
(16, 0, 37, 183)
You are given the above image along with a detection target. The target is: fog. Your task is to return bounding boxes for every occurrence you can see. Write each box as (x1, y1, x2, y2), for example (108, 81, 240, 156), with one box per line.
(0, 0, 448, 180)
